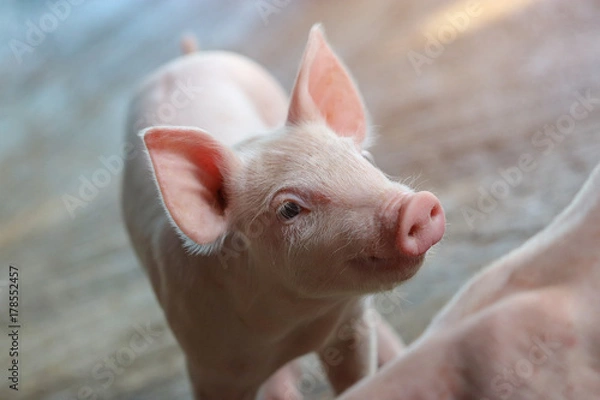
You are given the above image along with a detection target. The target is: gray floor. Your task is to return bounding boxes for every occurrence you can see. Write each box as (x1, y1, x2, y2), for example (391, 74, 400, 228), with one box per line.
(1, 0, 600, 399)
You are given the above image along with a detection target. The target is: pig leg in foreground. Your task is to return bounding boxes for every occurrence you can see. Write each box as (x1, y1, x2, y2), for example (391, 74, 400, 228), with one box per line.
(255, 361, 303, 400)
(374, 316, 405, 367)
(317, 303, 378, 394)
(317, 307, 406, 392)
(340, 162, 600, 399)
(257, 309, 404, 399)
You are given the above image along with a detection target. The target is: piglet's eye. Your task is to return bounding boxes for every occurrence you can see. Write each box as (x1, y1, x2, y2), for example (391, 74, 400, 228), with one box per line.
(278, 201, 302, 221)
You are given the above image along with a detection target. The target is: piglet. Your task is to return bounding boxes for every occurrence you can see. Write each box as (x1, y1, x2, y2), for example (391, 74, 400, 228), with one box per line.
(121, 25, 445, 399)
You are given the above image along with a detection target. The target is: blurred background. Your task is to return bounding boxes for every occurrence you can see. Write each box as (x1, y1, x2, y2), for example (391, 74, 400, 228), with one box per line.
(1, 0, 599, 399)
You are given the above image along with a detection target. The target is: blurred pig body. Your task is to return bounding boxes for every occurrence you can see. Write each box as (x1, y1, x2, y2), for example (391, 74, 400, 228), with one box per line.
(122, 26, 445, 399)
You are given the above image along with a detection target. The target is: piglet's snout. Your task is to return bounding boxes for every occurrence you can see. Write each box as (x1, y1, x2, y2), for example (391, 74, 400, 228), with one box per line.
(396, 191, 445, 257)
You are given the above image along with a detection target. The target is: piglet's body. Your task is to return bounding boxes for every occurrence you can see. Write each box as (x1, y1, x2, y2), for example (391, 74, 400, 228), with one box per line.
(122, 26, 445, 399)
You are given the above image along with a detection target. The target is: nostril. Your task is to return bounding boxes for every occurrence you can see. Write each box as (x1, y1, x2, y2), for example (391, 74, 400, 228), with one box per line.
(430, 204, 441, 220)
(408, 224, 419, 237)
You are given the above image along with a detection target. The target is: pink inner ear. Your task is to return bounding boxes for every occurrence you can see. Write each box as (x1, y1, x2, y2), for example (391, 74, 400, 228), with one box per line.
(143, 127, 233, 246)
(288, 26, 367, 145)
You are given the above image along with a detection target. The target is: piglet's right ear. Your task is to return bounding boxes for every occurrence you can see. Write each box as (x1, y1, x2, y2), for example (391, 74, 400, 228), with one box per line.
(141, 126, 238, 247)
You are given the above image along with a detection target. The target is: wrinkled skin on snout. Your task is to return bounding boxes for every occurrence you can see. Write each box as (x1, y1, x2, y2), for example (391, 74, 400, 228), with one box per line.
(123, 25, 444, 399)
(340, 162, 600, 400)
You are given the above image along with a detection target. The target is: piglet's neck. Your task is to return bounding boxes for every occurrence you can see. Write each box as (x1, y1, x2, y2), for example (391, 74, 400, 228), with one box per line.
(208, 253, 361, 337)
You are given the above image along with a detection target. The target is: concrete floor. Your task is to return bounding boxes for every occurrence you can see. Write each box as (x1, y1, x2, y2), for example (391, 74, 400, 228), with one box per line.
(1, 0, 599, 398)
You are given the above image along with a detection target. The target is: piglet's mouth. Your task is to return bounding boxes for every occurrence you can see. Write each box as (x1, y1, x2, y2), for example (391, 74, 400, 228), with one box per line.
(348, 253, 425, 278)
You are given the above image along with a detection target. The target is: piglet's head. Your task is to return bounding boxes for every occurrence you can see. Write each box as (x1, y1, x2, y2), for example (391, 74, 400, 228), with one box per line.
(141, 25, 445, 296)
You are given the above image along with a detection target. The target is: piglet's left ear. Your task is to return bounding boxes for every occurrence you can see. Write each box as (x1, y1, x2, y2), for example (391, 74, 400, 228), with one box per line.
(287, 24, 368, 147)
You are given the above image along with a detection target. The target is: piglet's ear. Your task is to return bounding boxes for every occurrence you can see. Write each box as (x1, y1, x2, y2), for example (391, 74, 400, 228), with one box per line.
(141, 126, 238, 246)
(287, 24, 367, 146)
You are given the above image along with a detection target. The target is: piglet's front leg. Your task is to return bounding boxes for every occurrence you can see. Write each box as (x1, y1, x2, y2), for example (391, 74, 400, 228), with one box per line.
(316, 305, 378, 395)
(256, 361, 303, 400)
